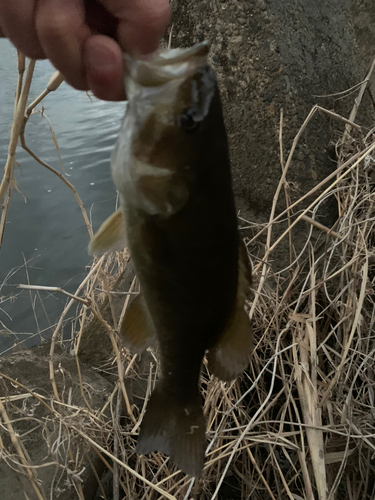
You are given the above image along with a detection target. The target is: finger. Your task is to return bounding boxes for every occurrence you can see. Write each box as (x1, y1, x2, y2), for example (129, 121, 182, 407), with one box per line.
(85, 35, 126, 101)
(36, 0, 90, 90)
(101, 0, 171, 56)
(83, 0, 118, 39)
(0, 0, 45, 58)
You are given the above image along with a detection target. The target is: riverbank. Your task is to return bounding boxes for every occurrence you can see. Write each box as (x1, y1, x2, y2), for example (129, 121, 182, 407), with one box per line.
(1, 1, 375, 497)
(1, 112, 375, 497)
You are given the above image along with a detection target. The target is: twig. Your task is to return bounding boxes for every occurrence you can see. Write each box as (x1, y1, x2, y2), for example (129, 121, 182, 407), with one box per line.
(279, 108, 293, 266)
(113, 381, 123, 500)
(321, 246, 369, 406)
(0, 399, 46, 500)
(246, 133, 369, 249)
(49, 256, 105, 400)
(340, 57, 375, 147)
(26, 71, 64, 116)
(261, 142, 375, 265)
(69, 425, 177, 500)
(0, 58, 36, 248)
(19, 140, 93, 239)
(17, 284, 91, 306)
(301, 214, 355, 247)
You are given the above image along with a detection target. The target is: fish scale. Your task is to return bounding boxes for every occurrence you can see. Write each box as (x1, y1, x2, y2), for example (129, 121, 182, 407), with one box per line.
(89, 41, 253, 476)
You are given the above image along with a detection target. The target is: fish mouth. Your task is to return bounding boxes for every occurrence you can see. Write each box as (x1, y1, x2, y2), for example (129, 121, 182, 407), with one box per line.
(150, 41, 210, 66)
(125, 42, 210, 88)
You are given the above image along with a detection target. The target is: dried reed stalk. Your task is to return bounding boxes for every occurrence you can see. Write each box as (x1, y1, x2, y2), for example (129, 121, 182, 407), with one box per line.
(0, 398, 46, 500)
(0, 56, 35, 248)
(19, 69, 93, 239)
(2, 52, 375, 500)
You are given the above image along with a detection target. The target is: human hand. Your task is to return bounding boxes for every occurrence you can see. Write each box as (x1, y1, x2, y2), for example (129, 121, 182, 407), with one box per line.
(0, 0, 171, 101)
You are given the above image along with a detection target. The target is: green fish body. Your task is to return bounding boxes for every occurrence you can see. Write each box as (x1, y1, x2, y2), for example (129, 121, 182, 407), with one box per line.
(90, 42, 253, 476)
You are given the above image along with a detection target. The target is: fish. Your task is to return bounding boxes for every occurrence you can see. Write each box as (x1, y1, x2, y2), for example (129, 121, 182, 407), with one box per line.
(89, 41, 253, 477)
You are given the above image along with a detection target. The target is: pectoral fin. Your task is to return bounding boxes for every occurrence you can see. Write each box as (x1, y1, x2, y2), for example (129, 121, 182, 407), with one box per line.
(88, 209, 127, 255)
(207, 242, 253, 381)
(120, 294, 155, 353)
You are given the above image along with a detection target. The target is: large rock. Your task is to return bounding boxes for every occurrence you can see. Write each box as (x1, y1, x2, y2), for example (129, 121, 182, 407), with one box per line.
(171, 0, 375, 268)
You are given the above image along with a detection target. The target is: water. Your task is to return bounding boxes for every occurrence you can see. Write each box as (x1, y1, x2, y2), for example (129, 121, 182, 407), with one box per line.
(0, 40, 125, 354)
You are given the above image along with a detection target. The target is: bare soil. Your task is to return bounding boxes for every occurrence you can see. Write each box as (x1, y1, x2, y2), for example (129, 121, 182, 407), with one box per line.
(2, 2, 375, 499)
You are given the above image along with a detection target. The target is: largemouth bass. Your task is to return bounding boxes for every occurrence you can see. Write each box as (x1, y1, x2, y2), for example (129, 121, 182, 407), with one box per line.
(90, 42, 253, 477)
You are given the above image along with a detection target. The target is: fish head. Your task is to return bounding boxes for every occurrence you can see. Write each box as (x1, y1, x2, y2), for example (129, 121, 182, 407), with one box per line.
(112, 42, 220, 216)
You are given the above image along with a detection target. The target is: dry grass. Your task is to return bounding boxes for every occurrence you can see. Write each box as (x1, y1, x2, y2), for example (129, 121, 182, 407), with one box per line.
(1, 52, 375, 500)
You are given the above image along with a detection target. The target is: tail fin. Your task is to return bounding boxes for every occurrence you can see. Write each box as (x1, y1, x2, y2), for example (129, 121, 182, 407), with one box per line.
(136, 382, 206, 477)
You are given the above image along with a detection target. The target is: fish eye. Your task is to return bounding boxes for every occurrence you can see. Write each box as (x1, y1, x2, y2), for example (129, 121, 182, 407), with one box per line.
(179, 109, 200, 133)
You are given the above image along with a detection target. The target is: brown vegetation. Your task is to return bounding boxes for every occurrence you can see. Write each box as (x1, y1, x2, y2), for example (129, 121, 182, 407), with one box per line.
(1, 52, 375, 499)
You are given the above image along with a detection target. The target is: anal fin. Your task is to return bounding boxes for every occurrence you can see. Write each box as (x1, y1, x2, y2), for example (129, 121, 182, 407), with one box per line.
(89, 208, 127, 255)
(207, 306, 253, 382)
(207, 241, 253, 382)
(120, 294, 155, 353)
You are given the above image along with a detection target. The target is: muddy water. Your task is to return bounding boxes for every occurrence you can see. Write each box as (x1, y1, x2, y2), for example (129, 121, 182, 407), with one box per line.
(0, 40, 124, 354)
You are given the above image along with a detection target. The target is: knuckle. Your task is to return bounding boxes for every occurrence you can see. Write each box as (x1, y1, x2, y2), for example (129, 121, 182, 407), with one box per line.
(36, 7, 89, 91)
(37, 12, 72, 43)
(131, 0, 170, 33)
(145, 3, 171, 31)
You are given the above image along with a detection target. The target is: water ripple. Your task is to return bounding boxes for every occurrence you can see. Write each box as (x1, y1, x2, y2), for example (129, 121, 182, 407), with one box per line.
(0, 40, 125, 352)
